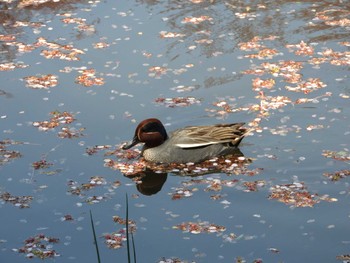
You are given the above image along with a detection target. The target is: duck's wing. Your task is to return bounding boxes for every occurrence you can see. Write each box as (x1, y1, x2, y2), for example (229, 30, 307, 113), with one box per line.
(173, 123, 246, 149)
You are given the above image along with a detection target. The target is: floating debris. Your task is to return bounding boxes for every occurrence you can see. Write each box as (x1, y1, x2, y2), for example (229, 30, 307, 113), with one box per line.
(60, 214, 74, 221)
(67, 176, 106, 196)
(33, 111, 84, 139)
(24, 74, 58, 89)
(0, 192, 33, 208)
(154, 97, 201, 108)
(104, 215, 136, 249)
(75, 69, 104, 87)
(269, 182, 337, 207)
(148, 66, 168, 78)
(57, 126, 85, 139)
(173, 221, 226, 234)
(13, 234, 59, 259)
(244, 48, 279, 59)
(0, 62, 28, 71)
(159, 31, 186, 38)
(93, 42, 109, 49)
(33, 111, 75, 131)
(0, 140, 22, 166)
(86, 145, 112, 155)
(170, 187, 195, 200)
(252, 78, 275, 91)
(242, 180, 266, 192)
(157, 257, 189, 263)
(322, 150, 350, 162)
(181, 16, 213, 25)
(285, 78, 327, 94)
(324, 170, 350, 181)
(103, 231, 126, 249)
(36, 37, 84, 61)
(32, 159, 53, 170)
(286, 40, 314, 56)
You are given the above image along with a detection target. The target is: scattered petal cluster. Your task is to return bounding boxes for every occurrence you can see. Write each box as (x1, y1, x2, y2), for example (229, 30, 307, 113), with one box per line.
(322, 150, 350, 162)
(67, 176, 107, 196)
(104, 215, 136, 249)
(0, 140, 22, 166)
(75, 69, 105, 87)
(32, 111, 84, 138)
(154, 97, 201, 107)
(24, 74, 58, 89)
(269, 182, 337, 207)
(13, 234, 59, 259)
(173, 221, 226, 234)
(324, 170, 350, 181)
(0, 192, 33, 208)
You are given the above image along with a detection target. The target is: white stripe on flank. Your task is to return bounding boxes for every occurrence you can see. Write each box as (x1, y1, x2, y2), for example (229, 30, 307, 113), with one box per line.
(175, 142, 218, 148)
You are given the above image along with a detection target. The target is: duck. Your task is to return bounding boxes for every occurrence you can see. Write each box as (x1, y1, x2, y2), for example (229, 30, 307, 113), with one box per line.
(122, 118, 248, 164)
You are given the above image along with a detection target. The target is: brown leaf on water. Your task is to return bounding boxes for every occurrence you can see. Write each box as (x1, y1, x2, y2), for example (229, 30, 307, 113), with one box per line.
(58, 127, 85, 139)
(258, 92, 292, 112)
(75, 69, 104, 87)
(269, 182, 336, 207)
(159, 31, 186, 38)
(33, 111, 84, 139)
(104, 215, 136, 249)
(24, 74, 58, 89)
(285, 78, 326, 94)
(171, 187, 195, 200)
(243, 60, 304, 84)
(0, 140, 22, 166)
(0, 62, 28, 71)
(60, 15, 95, 33)
(67, 176, 106, 196)
(173, 221, 226, 234)
(324, 170, 350, 181)
(181, 16, 213, 25)
(33, 111, 75, 131)
(93, 42, 110, 49)
(14, 234, 59, 259)
(294, 92, 332, 104)
(322, 150, 350, 161)
(0, 192, 33, 208)
(286, 41, 314, 56)
(242, 180, 266, 192)
(244, 48, 278, 59)
(238, 37, 264, 51)
(86, 145, 112, 155)
(148, 66, 168, 78)
(252, 78, 275, 91)
(0, 34, 16, 42)
(32, 159, 53, 170)
(154, 97, 201, 107)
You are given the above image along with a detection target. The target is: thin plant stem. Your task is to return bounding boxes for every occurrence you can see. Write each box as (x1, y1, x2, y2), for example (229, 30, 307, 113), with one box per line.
(131, 231, 137, 263)
(126, 193, 131, 263)
(89, 210, 101, 263)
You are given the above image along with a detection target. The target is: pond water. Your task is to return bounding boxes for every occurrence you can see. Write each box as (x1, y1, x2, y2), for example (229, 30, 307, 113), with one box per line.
(1, 0, 350, 262)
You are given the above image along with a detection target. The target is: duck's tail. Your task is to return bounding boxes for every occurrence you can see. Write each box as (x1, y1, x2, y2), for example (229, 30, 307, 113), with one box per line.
(231, 127, 254, 147)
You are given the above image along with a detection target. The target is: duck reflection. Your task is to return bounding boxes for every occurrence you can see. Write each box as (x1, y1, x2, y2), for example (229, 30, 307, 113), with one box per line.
(134, 170, 168, 196)
(123, 148, 250, 196)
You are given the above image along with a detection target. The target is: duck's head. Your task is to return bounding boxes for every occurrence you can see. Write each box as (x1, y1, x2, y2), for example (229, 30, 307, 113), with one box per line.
(122, 118, 168, 149)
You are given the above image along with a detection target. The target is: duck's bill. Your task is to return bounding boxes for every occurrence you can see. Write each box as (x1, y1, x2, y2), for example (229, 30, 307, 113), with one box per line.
(122, 136, 140, 150)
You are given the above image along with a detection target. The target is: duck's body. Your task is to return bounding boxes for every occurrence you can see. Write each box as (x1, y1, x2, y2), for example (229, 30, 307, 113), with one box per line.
(122, 118, 247, 164)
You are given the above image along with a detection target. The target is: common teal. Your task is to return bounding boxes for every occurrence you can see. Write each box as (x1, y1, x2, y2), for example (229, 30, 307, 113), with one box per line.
(122, 118, 247, 164)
